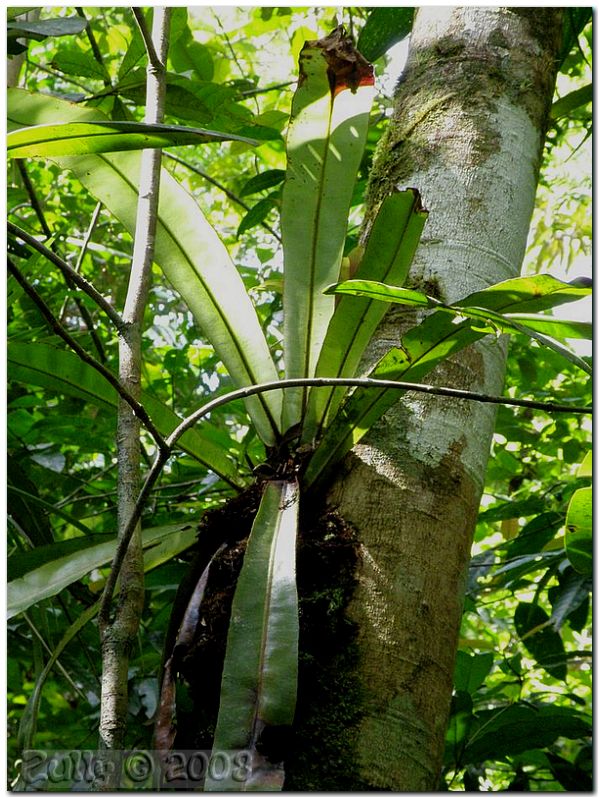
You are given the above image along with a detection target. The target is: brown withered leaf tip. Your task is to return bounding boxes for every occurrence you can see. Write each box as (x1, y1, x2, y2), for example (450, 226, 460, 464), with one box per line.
(306, 25, 374, 96)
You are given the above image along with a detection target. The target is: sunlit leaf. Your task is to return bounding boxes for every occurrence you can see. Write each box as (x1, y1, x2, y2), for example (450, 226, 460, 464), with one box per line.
(8, 121, 258, 158)
(357, 7, 414, 62)
(281, 28, 375, 429)
(551, 83, 592, 121)
(503, 314, 592, 340)
(577, 450, 592, 477)
(305, 274, 592, 488)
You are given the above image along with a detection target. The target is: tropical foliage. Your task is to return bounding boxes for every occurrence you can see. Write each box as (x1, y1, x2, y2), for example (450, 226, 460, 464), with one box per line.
(7, 7, 591, 791)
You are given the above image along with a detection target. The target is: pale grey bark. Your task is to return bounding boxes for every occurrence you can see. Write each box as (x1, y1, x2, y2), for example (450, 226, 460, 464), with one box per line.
(98, 7, 171, 770)
(327, 8, 563, 789)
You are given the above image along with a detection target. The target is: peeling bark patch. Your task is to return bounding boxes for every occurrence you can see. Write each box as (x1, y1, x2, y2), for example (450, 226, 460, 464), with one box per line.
(421, 436, 467, 495)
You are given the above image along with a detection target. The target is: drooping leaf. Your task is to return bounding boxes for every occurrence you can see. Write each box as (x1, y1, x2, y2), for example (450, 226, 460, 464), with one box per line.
(514, 602, 567, 681)
(206, 479, 300, 791)
(502, 314, 592, 340)
(237, 194, 278, 237)
(565, 486, 592, 575)
(281, 27, 375, 429)
(7, 16, 87, 56)
(240, 169, 286, 197)
(303, 190, 427, 443)
(548, 567, 592, 630)
(357, 7, 414, 62)
(7, 121, 259, 159)
(305, 275, 592, 487)
(551, 83, 593, 121)
(328, 278, 592, 373)
(155, 543, 227, 754)
(8, 342, 242, 486)
(8, 523, 196, 619)
(7, 16, 88, 38)
(444, 691, 473, 768)
(461, 703, 590, 765)
(8, 88, 282, 445)
(453, 651, 494, 695)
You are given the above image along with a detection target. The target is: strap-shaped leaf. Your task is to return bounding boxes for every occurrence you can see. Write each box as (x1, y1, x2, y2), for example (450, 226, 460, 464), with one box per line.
(8, 342, 242, 486)
(281, 28, 375, 429)
(327, 279, 592, 374)
(303, 190, 427, 443)
(457, 274, 592, 313)
(305, 274, 592, 488)
(503, 315, 591, 340)
(8, 523, 196, 618)
(206, 479, 299, 791)
(8, 88, 282, 445)
(7, 120, 259, 158)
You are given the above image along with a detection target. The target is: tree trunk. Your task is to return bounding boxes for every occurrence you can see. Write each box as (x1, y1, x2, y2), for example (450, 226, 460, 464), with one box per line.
(322, 8, 562, 790)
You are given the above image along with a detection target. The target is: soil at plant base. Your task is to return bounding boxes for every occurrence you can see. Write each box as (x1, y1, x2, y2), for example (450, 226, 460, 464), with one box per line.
(162, 481, 371, 790)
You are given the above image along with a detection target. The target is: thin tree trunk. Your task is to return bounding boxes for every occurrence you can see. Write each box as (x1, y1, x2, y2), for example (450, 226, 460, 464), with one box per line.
(324, 8, 563, 790)
(98, 7, 171, 776)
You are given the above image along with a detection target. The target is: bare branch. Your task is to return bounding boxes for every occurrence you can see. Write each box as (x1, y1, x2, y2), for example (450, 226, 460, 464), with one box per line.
(131, 7, 164, 72)
(98, 7, 171, 764)
(75, 7, 112, 88)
